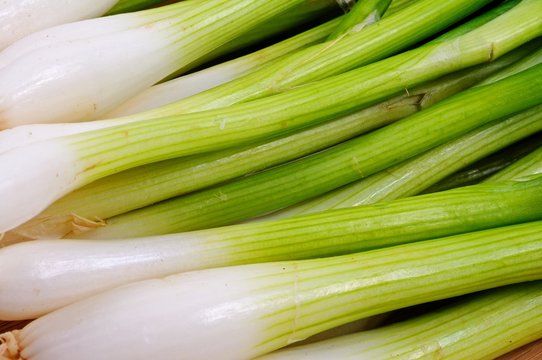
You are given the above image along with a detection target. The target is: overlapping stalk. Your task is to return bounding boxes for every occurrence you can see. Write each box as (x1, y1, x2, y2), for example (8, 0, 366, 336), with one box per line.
(326, 0, 392, 40)
(1, 177, 541, 319)
(265, 105, 542, 220)
(0, 0, 496, 148)
(0, 0, 324, 127)
(259, 282, 542, 360)
(75, 63, 542, 239)
(106, 17, 341, 117)
(485, 145, 542, 182)
(3, 220, 542, 359)
(7, 48, 524, 242)
(1, 0, 540, 234)
(422, 134, 542, 193)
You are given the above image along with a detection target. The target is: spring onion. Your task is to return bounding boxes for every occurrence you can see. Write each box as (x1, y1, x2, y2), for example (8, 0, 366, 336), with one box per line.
(1, 3, 539, 234)
(137, 0, 496, 117)
(0, 0, 507, 151)
(106, 17, 341, 117)
(2, 220, 542, 359)
(76, 62, 542, 239)
(263, 104, 542, 220)
(258, 282, 542, 359)
(1, 176, 541, 320)
(6, 49, 519, 243)
(3, 95, 417, 243)
(0, 0, 323, 127)
(0, 9, 339, 155)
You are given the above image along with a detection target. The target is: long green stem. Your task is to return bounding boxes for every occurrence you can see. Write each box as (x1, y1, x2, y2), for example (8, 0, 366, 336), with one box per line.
(8, 51, 519, 243)
(78, 177, 542, 263)
(15, 220, 542, 359)
(138, 0, 496, 118)
(107, 17, 342, 117)
(267, 105, 542, 220)
(76, 63, 542, 238)
(2, 0, 540, 233)
(259, 282, 542, 360)
(71, 2, 542, 183)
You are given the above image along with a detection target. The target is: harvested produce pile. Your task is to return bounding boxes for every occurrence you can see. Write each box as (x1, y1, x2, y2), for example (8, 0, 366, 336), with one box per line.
(0, 0, 541, 359)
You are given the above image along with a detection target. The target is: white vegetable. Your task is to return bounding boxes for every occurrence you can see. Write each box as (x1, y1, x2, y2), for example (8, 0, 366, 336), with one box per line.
(0, 0, 120, 51)
(2, 221, 542, 359)
(0, 141, 81, 232)
(0, 176, 541, 319)
(0, 0, 305, 128)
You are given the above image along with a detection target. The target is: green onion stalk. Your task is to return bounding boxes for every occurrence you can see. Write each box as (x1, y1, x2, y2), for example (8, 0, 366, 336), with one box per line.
(3, 220, 542, 359)
(264, 105, 542, 221)
(6, 45, 526, 243)
(0, 0, 336, 127)
(1, 0, 540, 234)
(75, 62, 542, 239)
(258, 282, 542, 360)
(1, 176, 541, 319)
(160, 1, 344, 81)
(259, 44, 542, 221)
(0, 0, 498, 147)
(105, 17, 342, 118)
(135, 0, 498, 117)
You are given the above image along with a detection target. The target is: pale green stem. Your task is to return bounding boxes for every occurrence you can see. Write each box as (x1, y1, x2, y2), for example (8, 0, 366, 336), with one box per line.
(247, 220, 542, 354)
(107, 17, 341, 117)
(11, 54, 512, 242)
(269, 105, 542, 219)
(258, 282, 542, 360)
(68, 1, 542, 185)
(75, 62, 542, 239)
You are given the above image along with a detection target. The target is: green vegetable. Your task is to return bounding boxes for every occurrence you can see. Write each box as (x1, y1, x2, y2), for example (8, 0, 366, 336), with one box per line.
(77, 62, 542, 238)
(4, 220, 542, 359)
(259, 282, 542, 359)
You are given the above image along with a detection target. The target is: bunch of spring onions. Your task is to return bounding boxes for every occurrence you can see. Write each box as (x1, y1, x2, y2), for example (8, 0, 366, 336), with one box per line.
(1, 0, 542, 359)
